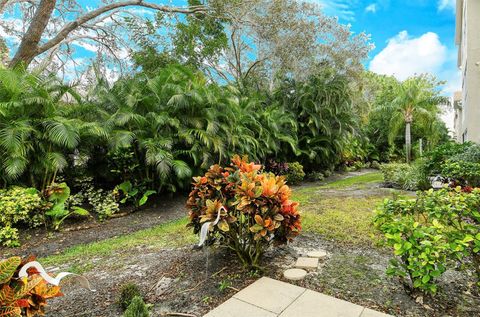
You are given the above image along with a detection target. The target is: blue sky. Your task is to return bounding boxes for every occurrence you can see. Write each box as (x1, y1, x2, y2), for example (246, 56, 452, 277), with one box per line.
(315, 0, 459, 128)
(317, 0, 459, 92)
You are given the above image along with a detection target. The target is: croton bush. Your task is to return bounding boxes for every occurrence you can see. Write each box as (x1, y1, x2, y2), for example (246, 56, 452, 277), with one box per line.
(374, 187, 480, 295)
(0, 256, 63, 316)
(187, 156, 301, 269)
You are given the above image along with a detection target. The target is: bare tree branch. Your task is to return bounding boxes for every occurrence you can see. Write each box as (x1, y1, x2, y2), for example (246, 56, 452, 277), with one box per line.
(8, 0, 207, 68)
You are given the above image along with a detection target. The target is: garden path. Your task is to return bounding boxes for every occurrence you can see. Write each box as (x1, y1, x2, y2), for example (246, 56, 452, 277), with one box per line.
(204, 277, 393, 317)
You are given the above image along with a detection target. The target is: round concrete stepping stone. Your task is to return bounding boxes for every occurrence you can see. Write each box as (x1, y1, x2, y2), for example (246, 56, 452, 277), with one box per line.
(307, 250, 327, 259)
(283, 268, 307, 281)
(295, 257, 319, 270)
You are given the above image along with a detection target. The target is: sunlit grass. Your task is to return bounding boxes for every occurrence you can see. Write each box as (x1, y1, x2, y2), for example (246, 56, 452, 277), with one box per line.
(320, 172, 384, 189)
(300, 196, 384, 246)
(292, 171, 388, 246)
(41, 218, 195, 268)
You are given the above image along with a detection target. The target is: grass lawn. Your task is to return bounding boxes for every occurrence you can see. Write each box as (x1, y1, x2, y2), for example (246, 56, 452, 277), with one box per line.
(320, 172, 384, 189)
(300, 196, 385, 246)
(293, 171, 395, 246)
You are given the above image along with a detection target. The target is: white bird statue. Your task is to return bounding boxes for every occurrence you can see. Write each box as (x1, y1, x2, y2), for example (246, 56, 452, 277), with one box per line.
(18, 261, 95, 291)
(198, 206, 225, 247)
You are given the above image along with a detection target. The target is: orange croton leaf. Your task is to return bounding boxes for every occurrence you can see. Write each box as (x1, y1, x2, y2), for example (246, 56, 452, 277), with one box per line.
(261, 176, 279, 197)
(254, 215, 264, 226)
(14, 299, 29, 308)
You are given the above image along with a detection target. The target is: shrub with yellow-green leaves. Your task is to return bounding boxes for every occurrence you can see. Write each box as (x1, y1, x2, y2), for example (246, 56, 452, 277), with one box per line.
(0, 187, 45, 247)
(187, 156, 301, 269)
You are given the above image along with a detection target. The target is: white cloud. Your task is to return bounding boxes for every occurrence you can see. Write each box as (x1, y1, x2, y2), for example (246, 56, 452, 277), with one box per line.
(370, 30, 462, 132)
(369, 31, 448, 81)
(437, 0, 455, 12)
(365, 3, 377, 13)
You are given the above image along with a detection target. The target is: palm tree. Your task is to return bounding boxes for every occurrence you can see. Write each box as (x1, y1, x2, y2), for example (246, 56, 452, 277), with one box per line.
(386, 76, 445, 163)
(0, 68, 106, 189)
(275, 69, 356, 170)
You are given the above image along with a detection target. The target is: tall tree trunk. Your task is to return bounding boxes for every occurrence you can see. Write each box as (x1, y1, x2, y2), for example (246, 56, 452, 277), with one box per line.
(9, 0, 56, 68)
(405, 121, 411, 163)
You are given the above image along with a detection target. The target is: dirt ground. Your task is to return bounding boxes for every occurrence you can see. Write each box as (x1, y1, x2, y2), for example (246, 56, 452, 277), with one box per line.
(4, 170, 480, 316)
(44, 234, 480, 317)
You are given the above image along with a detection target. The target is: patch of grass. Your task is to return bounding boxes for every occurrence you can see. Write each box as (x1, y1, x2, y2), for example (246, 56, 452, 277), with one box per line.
(292, 187, 319, 205)
(320, 172, 383, 189)
(41, 218, 195, 268)
(300, 196, 384, 246)
(316, 253, 385, 299)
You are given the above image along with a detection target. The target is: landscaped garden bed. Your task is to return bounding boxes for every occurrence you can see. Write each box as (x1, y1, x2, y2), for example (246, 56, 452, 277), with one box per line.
(6, 171, 474, 317)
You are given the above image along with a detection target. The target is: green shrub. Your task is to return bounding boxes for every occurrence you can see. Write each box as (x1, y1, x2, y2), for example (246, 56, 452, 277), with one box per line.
(450, 143, 480, 163)
(285, 162, 305, 185)
(123, 296, 149, 317)
(306, 171, 324, 182)
(370, 161, 381, 170)
(72, 177, 120, 220)
(442, 161, 480, 187)
(0, 187, 45, 247)
(380, 162, 428, 191)
(44, 182, 90, 230)
(374, 188, 480, 295)
(119, 283, 142, 311)
(421, 142, 475, 176)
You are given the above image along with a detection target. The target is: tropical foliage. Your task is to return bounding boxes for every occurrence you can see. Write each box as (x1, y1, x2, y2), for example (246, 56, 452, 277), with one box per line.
(186, 156, 301, 268)
(365, 73, 449, 163)
(0, 68, 106, 190)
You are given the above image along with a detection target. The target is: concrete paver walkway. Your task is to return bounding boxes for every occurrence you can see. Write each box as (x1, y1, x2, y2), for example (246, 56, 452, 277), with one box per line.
(204, 277, 394, 317)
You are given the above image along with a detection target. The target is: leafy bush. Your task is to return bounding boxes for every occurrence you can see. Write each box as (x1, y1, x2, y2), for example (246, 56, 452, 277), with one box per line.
(323, 169, 332, 178)
(44, 183, 89, 230)
(421, 142, 475, 176)
(187, 156, 301, 269)
(285, 162, 305, 185)
(116, 181, 156, 208)
(0, 187, 45, 247)
(123, 296, 149, 317)
(370, 161, 381, 170)
(119, 283, 142, 311)
(450, 143, 480, 163)
(380, 163, 428, 190)
(0, 256, 63, 316)
(70, 177, 119, 220)
(441, 161, 480, 187)
(306, 171, 324, 182)
(374, 188, 480, 295)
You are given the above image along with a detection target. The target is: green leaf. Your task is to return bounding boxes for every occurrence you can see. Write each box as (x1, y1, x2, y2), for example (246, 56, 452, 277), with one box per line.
(72, 207, 89, 216)
(422, 274, 431, 284)
(118, 181, 132, 194)
(138, 190, 156, 206)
